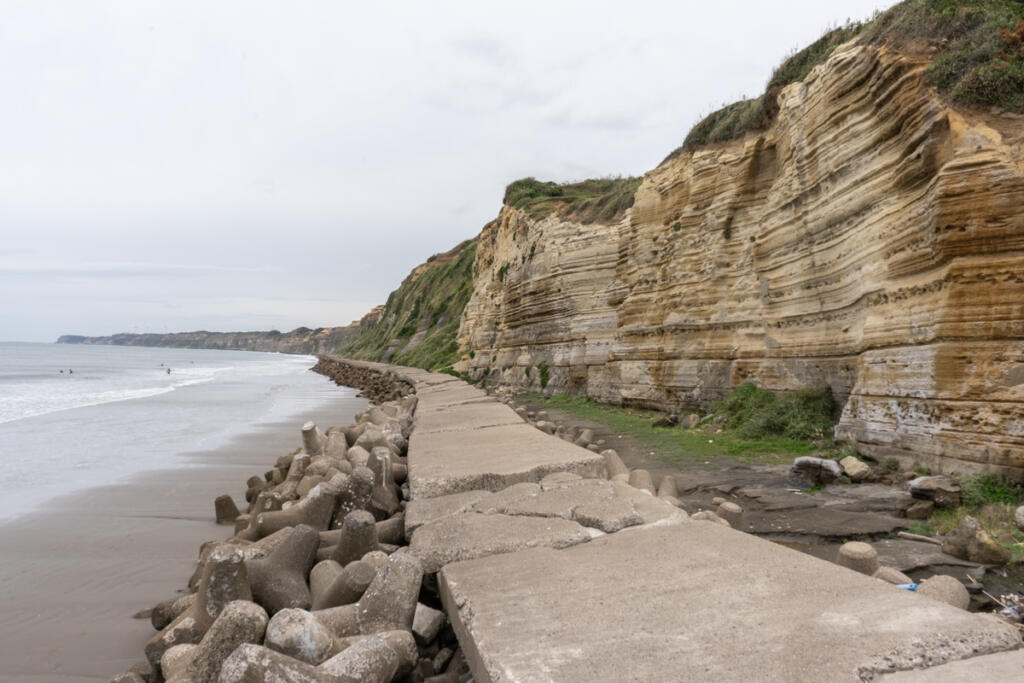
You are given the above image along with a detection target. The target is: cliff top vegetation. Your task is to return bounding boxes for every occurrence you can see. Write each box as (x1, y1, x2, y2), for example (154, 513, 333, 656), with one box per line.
(503, 176, 642, 223)
(668, 0, 1024, 157)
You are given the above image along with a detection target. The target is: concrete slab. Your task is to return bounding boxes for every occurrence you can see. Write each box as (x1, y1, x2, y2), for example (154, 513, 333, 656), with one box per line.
(405, 489, 494, 535)
(415, 401, 523, 434)
(408, 423, 606, 500)
(878, 648, 1024, 682)
(439, 522, 1020, 683)
(409, 512, 592, 573)
(415, 383, 491, 412)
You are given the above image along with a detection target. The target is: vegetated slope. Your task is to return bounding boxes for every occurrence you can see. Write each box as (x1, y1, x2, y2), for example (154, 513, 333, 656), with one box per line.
(458, 2, 1024, 479)
(670, 0, 1024, 155)
(56, 325, 365, 355)
(338, 238, 477, 371)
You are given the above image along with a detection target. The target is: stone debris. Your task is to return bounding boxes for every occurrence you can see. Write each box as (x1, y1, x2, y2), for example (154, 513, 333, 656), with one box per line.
(941, 515, 1011, 565)
(789, 456, 843, 487)
(917, 574, 971, 611)
(836, 541, 880, 576)
(908, 475, 962, 509)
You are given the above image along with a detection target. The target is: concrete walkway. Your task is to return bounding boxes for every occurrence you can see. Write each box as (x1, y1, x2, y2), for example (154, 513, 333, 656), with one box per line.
(336, 360, 1022, 681)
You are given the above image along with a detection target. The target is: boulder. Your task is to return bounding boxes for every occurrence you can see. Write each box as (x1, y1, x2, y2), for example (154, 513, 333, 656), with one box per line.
(908, 476, 962, 509)
(680, 413, 701, 429)
(789, 456, 843, 487)
(1015, 505, 1024, 532)
(941, 516, 1011, 565)
(839, 456, 870, 482)
(691, 510, 731, 527)
(917, 574, 970, 610)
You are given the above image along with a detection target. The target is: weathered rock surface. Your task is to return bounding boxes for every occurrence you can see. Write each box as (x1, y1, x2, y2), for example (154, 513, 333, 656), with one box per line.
(458, 43, 1024, 480)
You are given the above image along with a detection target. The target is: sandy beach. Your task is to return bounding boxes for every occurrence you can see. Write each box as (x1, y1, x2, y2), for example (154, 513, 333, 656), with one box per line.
(0, 394, 366, 682)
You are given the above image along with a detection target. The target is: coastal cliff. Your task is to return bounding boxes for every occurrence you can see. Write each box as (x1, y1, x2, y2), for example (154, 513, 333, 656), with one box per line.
(56, 321, 371, 356)
(458, 40, 1024, 478)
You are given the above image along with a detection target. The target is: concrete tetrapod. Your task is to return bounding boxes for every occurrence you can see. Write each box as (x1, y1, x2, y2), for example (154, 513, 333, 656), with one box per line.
(312, 560, 376, 611)
(331, 510, 380, 566)
(184, 600, 268, 682)
(255, 485, 338, 537)
(246, 524, 320, 615)
(302, 421, 324, 456)
(145, 545, 251, 675)
(333, 467, 375, 526)
(219, 630, 417, 683)
(836, 541, 880, 576)
(215, 494, 241, 524)
(264, 608, 336, 665)
(315, 552, 424, 638)
(310, 560, 344, 609)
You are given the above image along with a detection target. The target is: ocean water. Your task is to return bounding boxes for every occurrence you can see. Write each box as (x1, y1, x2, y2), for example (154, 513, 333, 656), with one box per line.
(0, 342, 360, 521)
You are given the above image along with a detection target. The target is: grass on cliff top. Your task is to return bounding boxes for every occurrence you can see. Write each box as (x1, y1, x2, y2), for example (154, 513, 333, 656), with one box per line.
(503, 176, 642, 222)
(519, 392, 824, 466)
(338, 239, 476, 371)
(668, 0, 1024, 157)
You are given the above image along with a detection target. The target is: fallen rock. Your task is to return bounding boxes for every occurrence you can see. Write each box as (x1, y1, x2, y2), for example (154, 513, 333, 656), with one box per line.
(680, 413, 701, 429)
(905, 500, 934, 520)
(412, 602, 446, 645)
(1015, 505, 1024, 532)
(908, 476, 962, 509)
(917, 574, 970, 610)
(651, 413, 678, 428)
(789, 456, 843, 487)
(839, 456, 870, 482)
(941, 515, 1011, 565)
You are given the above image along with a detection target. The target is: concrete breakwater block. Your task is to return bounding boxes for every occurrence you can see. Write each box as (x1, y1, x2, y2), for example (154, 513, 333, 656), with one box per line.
(408, 423, 606, 499)
(439, 523, 1020, 682)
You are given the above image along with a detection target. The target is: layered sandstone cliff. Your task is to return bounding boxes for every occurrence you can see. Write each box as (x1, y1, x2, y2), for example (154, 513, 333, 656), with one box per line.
(459, 43, 1024, 479)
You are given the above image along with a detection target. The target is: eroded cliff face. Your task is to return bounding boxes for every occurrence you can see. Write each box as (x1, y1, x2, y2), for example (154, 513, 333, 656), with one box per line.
(459, 43, 1024, 479)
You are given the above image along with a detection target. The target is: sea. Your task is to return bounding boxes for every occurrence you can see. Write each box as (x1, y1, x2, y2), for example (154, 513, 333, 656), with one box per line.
(0, 341, 360, 521)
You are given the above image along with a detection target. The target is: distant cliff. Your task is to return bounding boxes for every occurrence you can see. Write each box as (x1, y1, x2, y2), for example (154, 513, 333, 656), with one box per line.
(55, 238, 478, 368)
(56, 321, 371, 356)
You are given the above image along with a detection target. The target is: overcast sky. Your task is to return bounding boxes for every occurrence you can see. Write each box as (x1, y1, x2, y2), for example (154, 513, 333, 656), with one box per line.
(1, 0, 895, 342)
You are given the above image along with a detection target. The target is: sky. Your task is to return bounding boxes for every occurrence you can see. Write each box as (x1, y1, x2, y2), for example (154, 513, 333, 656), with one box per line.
(0, 0, 896, 342)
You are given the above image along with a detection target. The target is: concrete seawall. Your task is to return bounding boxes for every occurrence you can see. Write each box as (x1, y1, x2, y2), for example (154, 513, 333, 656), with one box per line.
(322, 358, 1023, 682)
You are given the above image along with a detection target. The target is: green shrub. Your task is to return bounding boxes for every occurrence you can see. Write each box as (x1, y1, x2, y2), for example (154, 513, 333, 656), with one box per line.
(503, 176, 642, 224)
(666, 0, 1024, 157)
(958, 472, 1024, 508)
(711, 382, 837, 441)
(882, 457, 901, 471)
(538, 363, 550, 389)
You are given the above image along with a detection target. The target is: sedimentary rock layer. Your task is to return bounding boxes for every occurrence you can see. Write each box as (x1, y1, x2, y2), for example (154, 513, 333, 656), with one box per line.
(458, 43, 1024, 478)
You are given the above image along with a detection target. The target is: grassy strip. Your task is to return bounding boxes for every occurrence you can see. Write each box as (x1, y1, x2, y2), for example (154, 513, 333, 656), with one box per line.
(520, 392, 823, 466)
(907, 472, 1024, 560)
(503, 176, 643, 223)
(668, 0, 1024, 157)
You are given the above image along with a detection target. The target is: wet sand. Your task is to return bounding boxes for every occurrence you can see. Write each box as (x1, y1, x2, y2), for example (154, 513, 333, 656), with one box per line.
(0, 394, 367, 682)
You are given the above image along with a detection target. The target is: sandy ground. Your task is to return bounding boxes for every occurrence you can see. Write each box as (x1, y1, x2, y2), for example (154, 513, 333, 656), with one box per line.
(0, 394, 366, 682)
